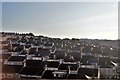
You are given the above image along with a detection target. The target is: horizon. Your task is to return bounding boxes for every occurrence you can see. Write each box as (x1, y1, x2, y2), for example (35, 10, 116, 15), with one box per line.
(1, 31, 118, 40)
(2, 2, 118, 40)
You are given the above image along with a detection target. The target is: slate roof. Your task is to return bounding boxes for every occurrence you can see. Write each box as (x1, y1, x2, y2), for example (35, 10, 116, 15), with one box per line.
(54, 51, 66, 59)
(78, 68, 98, 79)
(37, 48, 50, 57)
(67, 74, 81, 79)
(98, 57, 112, 68)
(8, 56, 26, 61)
(81, 55, 98, 64)
(82, 45, 92, 53)
(47, 60, 59, 68)
(19, 66, 41, 75)
(14, 45, 24, 52)
(41, 70, 54, 79)
(29, 47, 37, 54)
(25, 59, 44, 67)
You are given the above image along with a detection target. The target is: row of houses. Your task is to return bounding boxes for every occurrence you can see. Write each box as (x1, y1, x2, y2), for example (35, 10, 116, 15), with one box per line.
(0, 32, 119, 80)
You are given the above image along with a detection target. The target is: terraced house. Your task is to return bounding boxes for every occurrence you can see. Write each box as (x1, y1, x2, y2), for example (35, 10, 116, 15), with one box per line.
(0, 32, 119, 80)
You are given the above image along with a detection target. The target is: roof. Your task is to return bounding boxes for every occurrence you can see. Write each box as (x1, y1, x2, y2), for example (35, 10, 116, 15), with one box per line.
(25, 60, 44, 67)
(92, 46, 102, 54)
(44, 42, 53, 47)
(41, 70, 54, 79)
(67, 74, 81, 79)
(64, 55, 77, 62)
(47, 60, 59, 68)
(12, 43, 20, 47)
(81, 55, 98, 64)
(58, 64, 68, 70)
(78, 68, 98, 78)
(8, 56, 26, 61)
(14, 45, 24, 52)
(19, 66, 43, 75)
(67, 52, 81, 61)
(58, 63, 78, 70)
(20, 50, 27, 55)
(24, 44, 31, 48)
(54, 51, 66, 59)
(70, 45, 81, 51)
(98, 57, 113, 68)
(82, 46, 92, 53)
(37, 48, 50, 57)
(29, 48, 37, 54)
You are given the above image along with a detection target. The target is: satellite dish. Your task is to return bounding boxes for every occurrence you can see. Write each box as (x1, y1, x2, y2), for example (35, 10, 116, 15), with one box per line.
(111, 61, 118, 66)
(85, 75, 92, 80)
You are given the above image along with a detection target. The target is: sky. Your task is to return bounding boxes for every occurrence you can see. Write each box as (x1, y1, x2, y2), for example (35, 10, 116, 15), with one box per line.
(1, 0, 119, 2)
(2, 2, 118, 40)
(0, 2, 1, 32)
